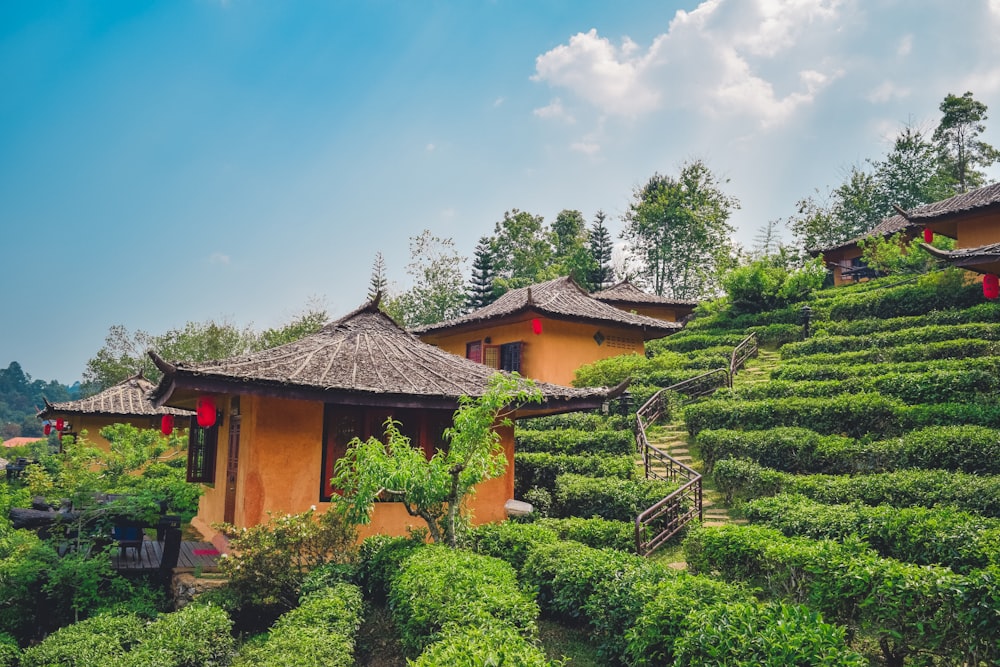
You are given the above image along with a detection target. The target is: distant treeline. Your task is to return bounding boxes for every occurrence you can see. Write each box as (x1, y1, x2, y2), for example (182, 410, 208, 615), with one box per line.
(0, 362, 79, 439)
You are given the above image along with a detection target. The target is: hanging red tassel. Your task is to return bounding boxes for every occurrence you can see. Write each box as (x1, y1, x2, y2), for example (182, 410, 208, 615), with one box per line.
(196, 396, 217, 428)
(984, 274, 999, 300)
(923, 227, 933, 243)
(161, 414, 174, 436)
(531, 318, 543, 335)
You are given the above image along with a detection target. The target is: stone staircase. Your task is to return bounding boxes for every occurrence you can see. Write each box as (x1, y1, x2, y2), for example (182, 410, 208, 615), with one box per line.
(732, 347, 781, 388)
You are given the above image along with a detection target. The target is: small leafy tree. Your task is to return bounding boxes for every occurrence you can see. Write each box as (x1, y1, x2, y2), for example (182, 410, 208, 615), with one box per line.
(722, 254, 826, 314)
(858, 232, 955, 276)
(332, 373, 542, 547)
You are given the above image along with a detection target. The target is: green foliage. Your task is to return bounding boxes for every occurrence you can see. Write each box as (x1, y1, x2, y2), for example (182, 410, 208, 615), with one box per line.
(490, 208, 557, 291)
(216, 507, 357, 611)
(20, 613, 146, 667)
(934, 91, 999, 192)
(232, 583, 363, 667)
(411, 619, 558, 667)
(827, 269, 981, 321)
(782, 322, 1000, 358)
(772, 354, 1000, 382)
(389, 545, 539, 655)
(672, 600, 867, 667)
(122, 603, 234, 667)
(357, 534, 423, 603)
(744, 493, 1000, 572)
(0, 633, 18, 667)
(859, 231, 950, 276)
(518, 412, 628, 432)
(552, 473, 676, 522)
(382, 230, 467, 328)
(685, 392, 905, 439)
(621, 160, 739, 299)
(534, 517, 635, 552)
(466, 521, 560, 571)
(333, 373, 542, 547)
(723, 255, 825, 314)
(514, 429, 635, 456)
(0, 361, 76, 438)
(515, 452, 635, 497)
(713, 458, 1000, 517)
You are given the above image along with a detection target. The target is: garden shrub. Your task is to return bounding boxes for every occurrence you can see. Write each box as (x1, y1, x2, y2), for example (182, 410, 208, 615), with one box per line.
(520, 540, 647, 624)
(653, 332, 748, 353)
(0, 529, 57, 642)
(357, 534, 423, 602)
(748, 322, 803, 346)
(122, 603, 234, 667)
(685, 393, 905, 439)
(20, 613, 146, 667)
(232, 583, 363, 667)
(466, 521, 559, 571)
(782, 322, 1000, 358)
(298, 561, 358, 597)
(514, 452, 636, 497)
(515, 429, 635, 455)
(672, 601, 867, 667)
(623, 572, 746, 666)
(0, 633, 17, 667)
(697, 427, 860, 475)
(713, 458, 1000, 516)
(410, 619, 555, 666)
(826, 269, 980, 321)
(389, 545, 539, 655)
(744, 493, 1000, 572)
(519, 412, 628, 432)
(551, 473, 677, 522)
(815, 302, 1000, 337)
(534, 517, 635, 552)
(772, 355, 1000, 382)
(779, 337, 1000, 366)
(902, 401, 1000, 429)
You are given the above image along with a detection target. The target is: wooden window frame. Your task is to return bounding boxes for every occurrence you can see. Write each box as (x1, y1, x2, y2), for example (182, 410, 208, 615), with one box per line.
(187, 415, 220, 484)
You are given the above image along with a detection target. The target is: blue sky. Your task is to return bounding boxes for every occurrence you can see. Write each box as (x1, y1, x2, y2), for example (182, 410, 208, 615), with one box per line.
(3, 0, 1000, 384)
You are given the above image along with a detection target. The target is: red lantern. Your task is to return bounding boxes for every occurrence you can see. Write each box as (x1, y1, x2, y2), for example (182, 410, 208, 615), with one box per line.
(43, 423, 52, 436)
(923, 227, 933, 243)
(531, 318, 543, 335)
(196, 396, 217, 428)
(161, 414, 174, 436)
(985, 274, 1000, 300)
(55, 419, 64, 432)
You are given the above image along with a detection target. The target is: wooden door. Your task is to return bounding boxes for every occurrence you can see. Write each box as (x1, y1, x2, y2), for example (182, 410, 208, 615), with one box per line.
(223, 415, 241, 524)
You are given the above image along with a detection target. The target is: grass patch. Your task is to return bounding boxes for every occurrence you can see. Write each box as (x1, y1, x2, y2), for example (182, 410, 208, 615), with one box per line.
(538, 618, 602, 666)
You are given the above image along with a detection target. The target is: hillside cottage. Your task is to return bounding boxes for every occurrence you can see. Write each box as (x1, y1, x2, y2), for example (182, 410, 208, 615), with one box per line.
(412, 276, 681, 386)
(149, 300, 619, 547)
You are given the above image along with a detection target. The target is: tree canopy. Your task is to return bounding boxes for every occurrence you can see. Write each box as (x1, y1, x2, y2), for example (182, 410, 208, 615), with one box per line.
(383, 231, 467, 328)
(933, 91, 1000, 193)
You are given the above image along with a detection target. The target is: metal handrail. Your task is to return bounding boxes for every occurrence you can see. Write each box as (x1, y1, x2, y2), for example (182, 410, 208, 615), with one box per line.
(632, 332, 757, 556)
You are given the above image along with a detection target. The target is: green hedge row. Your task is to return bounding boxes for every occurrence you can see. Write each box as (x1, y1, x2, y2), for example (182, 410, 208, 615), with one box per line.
(551, 473, 677, 522)
(713, 458, 1000, 517)
(781, 322, 1000, 358)
(232, 583, 363, 667)
(411, 621, 554, 666)
(685, 392, 905, 438)
(517, 412, 628, 432)
(744, 493, 1000, 573)
(684, 524, 1000, 666)
(688, 394, 1000, 439)
(825, 270, 983, 321)
(771, 355, 1000, 382)
(515, 428, 635, 455)
(514, 452, 636, 497)
(20, 605, 234, 667)
(533, 517, 635, 553)
(652, 332, 748, 353)
(698, 425, 1000, 475)
(723, 367, 1000, 404)
(815, 301, 1000, 337)
(389, 545, 539, 656)
(777, 337, 1000, 366)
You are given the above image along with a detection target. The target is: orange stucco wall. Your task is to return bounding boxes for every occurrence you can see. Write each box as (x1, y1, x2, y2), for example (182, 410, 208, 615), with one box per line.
(821, 247, 864, 286)
(189, 395, 517, 547)
(955, 210, 1000, 248)
(419, 315, 645, 386)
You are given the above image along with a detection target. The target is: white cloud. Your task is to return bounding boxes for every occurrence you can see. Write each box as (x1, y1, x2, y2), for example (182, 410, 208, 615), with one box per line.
(533, 98, 575, 123)
(532, 0, 844, 128)
(867, 80, 911, 104)
(426, 143, 436, 152)
(209, 252, 230, 265)
(570, 141, 601, 155)
(493, 97, 505, 107)
(896, 34, 913, 57)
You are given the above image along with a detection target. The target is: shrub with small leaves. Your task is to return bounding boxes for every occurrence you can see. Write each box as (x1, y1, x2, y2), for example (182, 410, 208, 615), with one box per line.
(122, 603, 234, 667)
(410, 619, 557, 666)
(20, 613, 146, 667)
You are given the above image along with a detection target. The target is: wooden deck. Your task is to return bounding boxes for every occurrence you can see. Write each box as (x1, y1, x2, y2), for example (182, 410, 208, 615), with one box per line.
(111, 538, 221, 573)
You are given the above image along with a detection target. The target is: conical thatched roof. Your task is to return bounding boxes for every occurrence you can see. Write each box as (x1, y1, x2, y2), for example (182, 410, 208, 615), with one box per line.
(150, 301, 621, 412)
(592, 279, 698, 307)
(38, 373, 192, 419)
(411, 276, 681, 337)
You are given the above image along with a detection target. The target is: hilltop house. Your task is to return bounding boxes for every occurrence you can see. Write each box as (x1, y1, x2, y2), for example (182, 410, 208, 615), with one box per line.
(148, 300, 620, 547)
(591, 279, 698, 323)
(37, 373, 192, 450)
(813, 214, 918, 286)
(913, 182, 1000, 278)
(412, 276, 682, 386)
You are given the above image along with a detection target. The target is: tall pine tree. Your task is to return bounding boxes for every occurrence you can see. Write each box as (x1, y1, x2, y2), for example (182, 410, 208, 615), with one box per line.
(587, 210, 615, 290)
(368, 252, 387, 301)
(466, 236, 497, 311)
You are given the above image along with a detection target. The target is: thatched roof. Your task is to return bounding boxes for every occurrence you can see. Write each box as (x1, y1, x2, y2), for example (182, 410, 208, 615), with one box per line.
(921, 241, 1000, 273)
(38, 373, 192, 419)
(906, 182, 1000, 222)
(592, 280, 698, 307)
(411, 276, 681, 337)
(149, 301, 622, 412)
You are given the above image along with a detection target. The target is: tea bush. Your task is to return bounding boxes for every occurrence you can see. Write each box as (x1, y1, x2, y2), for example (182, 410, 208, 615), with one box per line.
(781, 322, 1000, 357)
(744, 493, 1000, 572)
(19, 613, 146, 667)
(771, 355, 1000, 382)
(826, 270, 981, 321)
(232, 583, 363, 667)
(0, 634, 17, 667)
(515, 429, 635, 455)
(551, 473, 677, 522)
(466, 521, 559, 570)
(779, 337, 1000, 365)
(389, 545, 539, 655)
(122, 603, 234, 667)
(518, 412, 628, 432)
(534, 517, 635, 552)
(815, 301, 1000, 336)
(410, 619, 555, 666)
(514, 452, 636, 497)
(357, 534, 423, 603)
